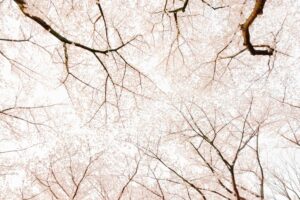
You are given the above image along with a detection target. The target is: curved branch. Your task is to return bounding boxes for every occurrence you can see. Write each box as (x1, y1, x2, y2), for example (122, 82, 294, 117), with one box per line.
(13, 0, 131, 55)
(241, 0, 273, 56)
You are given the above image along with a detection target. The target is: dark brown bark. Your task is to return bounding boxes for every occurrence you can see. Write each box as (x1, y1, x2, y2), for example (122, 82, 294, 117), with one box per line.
(241, 0, 273, 56)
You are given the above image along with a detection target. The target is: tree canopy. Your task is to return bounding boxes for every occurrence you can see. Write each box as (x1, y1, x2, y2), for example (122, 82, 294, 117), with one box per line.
(1, 0, 300, 199)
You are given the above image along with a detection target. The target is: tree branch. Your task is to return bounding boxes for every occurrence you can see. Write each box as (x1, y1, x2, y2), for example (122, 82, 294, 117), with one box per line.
(241, 0, 273, 56)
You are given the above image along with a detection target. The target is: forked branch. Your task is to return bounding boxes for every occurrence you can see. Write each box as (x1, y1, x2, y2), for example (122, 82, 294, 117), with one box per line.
(241, 0, 273, 56)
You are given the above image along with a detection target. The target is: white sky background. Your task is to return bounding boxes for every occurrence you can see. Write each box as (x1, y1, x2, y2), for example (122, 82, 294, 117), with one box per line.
(1, 0, 300, 199)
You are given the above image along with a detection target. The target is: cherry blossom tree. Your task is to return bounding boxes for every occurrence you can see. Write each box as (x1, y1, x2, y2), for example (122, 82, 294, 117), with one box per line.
(1, 0, 300, 199)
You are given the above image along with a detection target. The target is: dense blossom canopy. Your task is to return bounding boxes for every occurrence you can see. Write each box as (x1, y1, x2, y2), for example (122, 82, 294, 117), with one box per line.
(1, 0, 300, 199)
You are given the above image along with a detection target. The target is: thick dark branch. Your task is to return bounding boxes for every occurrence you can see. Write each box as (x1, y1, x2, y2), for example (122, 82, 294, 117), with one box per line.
(13, 0, 132, 55)
(241, 0, 273, 56)
(169, 0, 189, 13)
